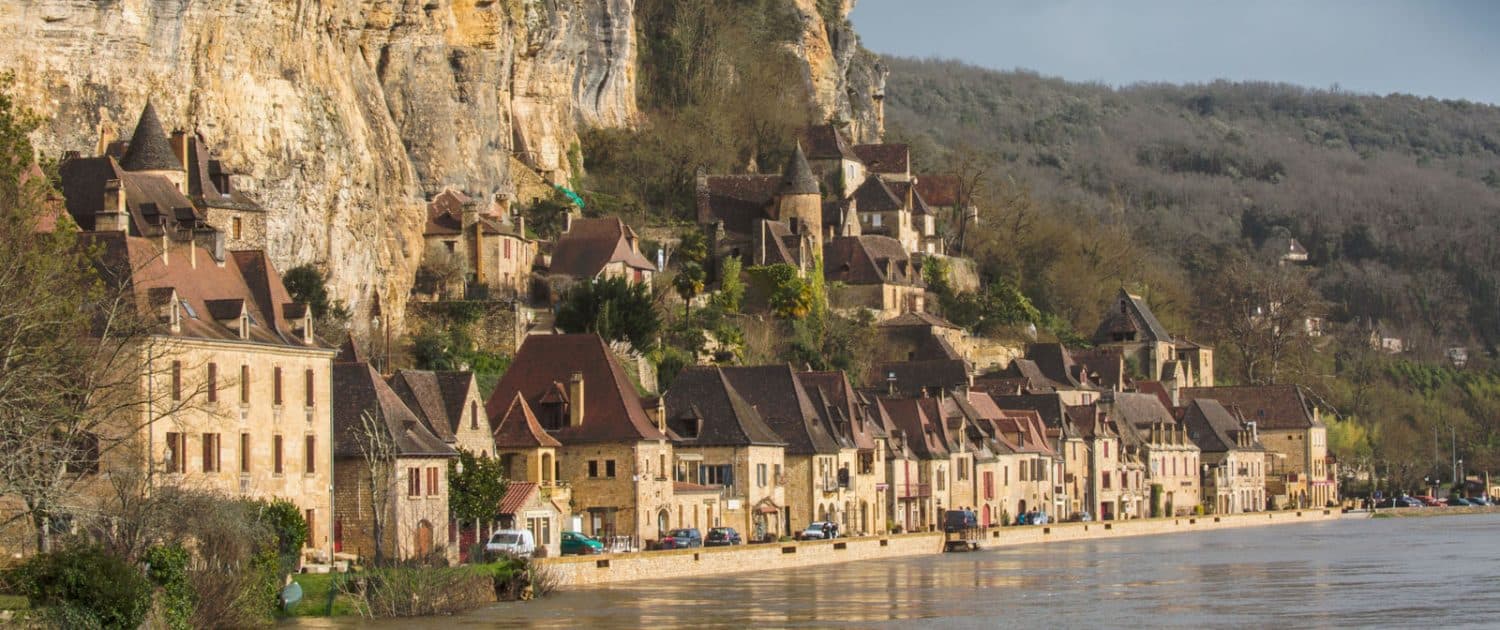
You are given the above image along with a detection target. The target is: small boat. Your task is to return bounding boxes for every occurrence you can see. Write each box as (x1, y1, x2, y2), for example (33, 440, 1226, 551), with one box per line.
(280, 580, 304, 613)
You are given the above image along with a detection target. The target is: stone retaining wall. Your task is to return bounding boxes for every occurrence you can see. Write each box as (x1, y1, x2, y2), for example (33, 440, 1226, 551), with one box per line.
(537, 532, 943, 588)
(539, 510, 1349, 589)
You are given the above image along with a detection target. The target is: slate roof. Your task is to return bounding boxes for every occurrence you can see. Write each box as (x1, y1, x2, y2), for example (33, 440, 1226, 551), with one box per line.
(120, 102, 182, 172)
(873, 359, 970, 396)
(914, 175, 961, 207)
(779, 143, 820, 196)
(991, 393, 1070, 429)
(1025, 343, 1086, 389)
(485, 334, 666, 444)
(1180, 398, 1262, 454)
(664, 367, 785, 447)
(1180, 385, 1322, 431)
(852, 175, 904, 214)
(81, 233, 318, 348)
(548, 217, 654, 278)
(798, 371, 878, 451)
(1072, 348, 1126, 390)
(800, 124, 859, 161)
(493, 393, 563, 448)
(719, 365, 842, 455)
(183, 132, 262, 212)
(388, 370, 476, 444)
(1094, 289, 1173, 344)
(852, 144, 909, 175)
(59, 156, 202, 235)
(697, 175, 778, 233)
(823, 235, 924, 287)
(1107, 391, 1178, 433)
(333, 362, 457, 459)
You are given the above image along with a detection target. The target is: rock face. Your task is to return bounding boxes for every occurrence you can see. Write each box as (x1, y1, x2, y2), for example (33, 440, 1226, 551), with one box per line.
(1, 0, 636, 330)
(789, 0, 884, 143)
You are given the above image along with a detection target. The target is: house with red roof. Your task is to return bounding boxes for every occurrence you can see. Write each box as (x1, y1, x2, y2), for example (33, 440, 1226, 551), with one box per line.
(419, 188, 535, 299)
(544, 216, 655, 288)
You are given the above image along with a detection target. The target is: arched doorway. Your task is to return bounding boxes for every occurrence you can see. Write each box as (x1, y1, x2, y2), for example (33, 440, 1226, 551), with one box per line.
(415, 520, 434, 557)
(657, 509, 670, 537)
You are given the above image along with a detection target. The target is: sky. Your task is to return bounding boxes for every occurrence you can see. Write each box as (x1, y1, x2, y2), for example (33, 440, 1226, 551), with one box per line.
(851, 0, 1500, 105)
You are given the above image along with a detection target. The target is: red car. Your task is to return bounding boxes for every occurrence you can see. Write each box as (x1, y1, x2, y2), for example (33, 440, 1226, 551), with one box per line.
(1413, 495, 1444, 507)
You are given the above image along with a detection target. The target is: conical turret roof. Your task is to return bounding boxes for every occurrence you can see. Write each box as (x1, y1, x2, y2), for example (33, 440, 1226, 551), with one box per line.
(120, 101, 182, 172)
(779, 142, 820, 196)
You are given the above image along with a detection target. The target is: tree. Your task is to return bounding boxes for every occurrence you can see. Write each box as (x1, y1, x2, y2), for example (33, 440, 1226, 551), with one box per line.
(671, 262, 705, 317)
(748, 264, 813, 319)
(283, 263, 351, 341)
(350, 410, 398, 566)
(555, 277, 661, 349)
(711, 255, 745, 313)
(448, 449, 507, 558)
(413, 246, 468, 301)
(0, 78, 196, 553)
(1199, 257, 1322, 385)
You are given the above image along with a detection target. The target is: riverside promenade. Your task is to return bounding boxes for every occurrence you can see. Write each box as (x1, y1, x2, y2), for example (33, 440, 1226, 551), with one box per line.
(539, 508, 1351, 588)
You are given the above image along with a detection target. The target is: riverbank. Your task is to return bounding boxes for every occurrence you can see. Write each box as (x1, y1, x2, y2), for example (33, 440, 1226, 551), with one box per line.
(1369, 504, 1500, 518)
(538, 508, 1350, 589)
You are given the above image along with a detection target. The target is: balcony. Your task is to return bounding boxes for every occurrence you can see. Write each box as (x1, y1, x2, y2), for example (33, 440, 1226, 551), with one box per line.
(897, 483, 932, 499)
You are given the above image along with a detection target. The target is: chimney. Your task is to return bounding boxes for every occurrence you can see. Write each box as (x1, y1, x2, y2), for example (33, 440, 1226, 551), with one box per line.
(563, 211, 574, 234)
(460, 198, 479, 229)
(567, 372, 585, 427)
(515, 211, 526, 238)
(493, 192, 512, 216)
(97, 179, 129, 232)
(170, 130, 189, 172)
(189, 237, 197, 269)
(655, 397, 667, 435)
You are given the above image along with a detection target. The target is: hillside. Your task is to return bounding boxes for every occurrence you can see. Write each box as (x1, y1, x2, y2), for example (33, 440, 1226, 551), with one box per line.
(882, 56, 1500, 355)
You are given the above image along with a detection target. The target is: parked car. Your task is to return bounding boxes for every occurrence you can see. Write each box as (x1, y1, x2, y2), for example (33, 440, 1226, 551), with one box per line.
(1413, 495, 1444, 507)
(705, 527, 742, 547)
(799, 521, 839, 540)
(560, 531, 604, 556)
(1468, 496, 1493, 506)
(1444, 496, 1473, 506)
(659, 528, 703, 550)
(1067, 511, 1093, 523)
(486, 529, 536, 556)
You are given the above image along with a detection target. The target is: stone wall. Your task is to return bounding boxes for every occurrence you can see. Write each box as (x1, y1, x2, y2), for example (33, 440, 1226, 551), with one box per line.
(538, 532, 943, 588)
(982, 507, 1346, 548)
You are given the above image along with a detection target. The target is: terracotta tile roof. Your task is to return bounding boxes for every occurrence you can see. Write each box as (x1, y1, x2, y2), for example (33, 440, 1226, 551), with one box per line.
(992, 393, 1070, 429)
(852, 144, 909, 175)
(119, 102, 182, 172)
(333, 362, 457, 458)
(1073, 348, 1126, 390)
(1180, 385, 1321, 431)
(914, 175, 961, 207)
(485, 334, 666, 444)
(82, 233, 317, 348)
(880, 398, 948, 460)
(800, 123, 859, 161)
(779, 143, 820, 195)
(664, 367, 785, 447)
(493, 393, 562, 448)
(719, 365, 842, 455)
(497, 481, 539, 516)
(548, 217, 654, 278)
(1135, 381, 1175, 409)
(183, 133, 262, 212)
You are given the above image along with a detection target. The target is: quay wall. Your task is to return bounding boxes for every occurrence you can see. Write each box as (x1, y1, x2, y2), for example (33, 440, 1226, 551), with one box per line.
(539, 509, 1349, 588)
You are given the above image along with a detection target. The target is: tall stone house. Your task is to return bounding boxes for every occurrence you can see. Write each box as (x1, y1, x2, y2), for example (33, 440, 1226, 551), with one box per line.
(798, 371, 890, 536)
(696, 143, 826, 273)
(823, 234, 927, 317)
(332, 361, 458, 561)
(388, 369, 494, 458)
(719, 365, 857, 536)
(1180, 399, 1267, 514)
(869, 399, 924, 533)
(45, 104, 336, 562)
(663, 367, 789, 542)
(1181, 385, 1337, 509)
(989, 408, 1065, 523)
(485, 334, 679, 547)
(490, 393, 571, 557)
(419, 188, 535, 299)
(1093, 289, 1214, 389)
(1062, 404, 1140, 521)
(1105, 392, 1203, 516)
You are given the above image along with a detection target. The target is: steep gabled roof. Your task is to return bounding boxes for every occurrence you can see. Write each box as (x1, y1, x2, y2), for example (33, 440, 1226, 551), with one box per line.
(823, 235, 924, 287)
(798, 371, 878, 451)
(800, 123, 859, 161)
(184, 132, 262, 212)
(389, 370, 460, 443)
(1108, 391, 1178, 433)
(1180, 385, 1322, 431)
(548, 217, 655, 278)
(1094, 289, 1173, 344)
(697, 175, 779, 233)
(880, 398, 949, 460)
(873, 359, 970, 396)
(914, 175, 961, 207)
(485, 334, 666, 444)
(878, 311, 959, 330)
(120, 102, 182, 172)
(852, 174, 903, 214)
(991, 393, 1070, 429)
(59, 156, 202, 236)
(720, 365, 842, 455)
(665, 367, 786, 447)
(852, 144, 909, 175)
(333, 362, 457, 459)
(493, 393, 562, 448)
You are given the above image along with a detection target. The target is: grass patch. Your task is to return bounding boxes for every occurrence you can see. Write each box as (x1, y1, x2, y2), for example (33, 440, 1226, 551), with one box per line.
(0, 594, 28, 610)
(286, 573, 359, 617)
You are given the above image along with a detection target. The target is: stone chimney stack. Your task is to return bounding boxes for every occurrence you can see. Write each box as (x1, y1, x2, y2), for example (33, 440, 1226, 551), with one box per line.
(567, 372, 585, 427)
(655, 397, 667, 435)
(97, 179, 129, 232)
(170, 130, 190, 172)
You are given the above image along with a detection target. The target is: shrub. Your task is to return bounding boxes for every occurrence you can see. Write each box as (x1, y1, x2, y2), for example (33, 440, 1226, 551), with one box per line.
(11, 545, 153, 630)
(257, 500, 308, 568)
(341, 565, 495, 618)
(144, 545, 194, 630)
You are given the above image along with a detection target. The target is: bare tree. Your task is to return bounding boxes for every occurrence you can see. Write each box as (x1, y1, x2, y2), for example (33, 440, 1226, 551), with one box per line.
(351, 409, 398, 565)
(1199, 258, 1322, 385)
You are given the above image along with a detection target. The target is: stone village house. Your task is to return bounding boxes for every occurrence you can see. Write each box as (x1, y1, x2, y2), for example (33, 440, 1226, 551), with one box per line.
(419, 188, 535, 299)
(1180, 398, 1268, 514)
(1182, 385, 1338, 509)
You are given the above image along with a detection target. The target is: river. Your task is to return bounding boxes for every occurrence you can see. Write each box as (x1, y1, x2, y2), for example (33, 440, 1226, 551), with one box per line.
(319, 513, 1500, 628)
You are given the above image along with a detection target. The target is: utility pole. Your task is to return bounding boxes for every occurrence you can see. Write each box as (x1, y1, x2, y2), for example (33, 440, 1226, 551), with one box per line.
(1451, 425, 1458, 492)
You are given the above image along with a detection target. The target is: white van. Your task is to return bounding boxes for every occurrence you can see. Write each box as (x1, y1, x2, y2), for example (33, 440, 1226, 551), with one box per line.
(485, 529, 536, 556)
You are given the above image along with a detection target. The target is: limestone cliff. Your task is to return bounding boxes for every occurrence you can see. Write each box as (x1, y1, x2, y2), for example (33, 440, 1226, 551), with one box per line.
(789, 0, 884, 143)
(1, 0, 636, 330)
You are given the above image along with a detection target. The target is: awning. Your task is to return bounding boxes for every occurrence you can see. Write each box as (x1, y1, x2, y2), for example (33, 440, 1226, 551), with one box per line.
(755, 504, 781, 515)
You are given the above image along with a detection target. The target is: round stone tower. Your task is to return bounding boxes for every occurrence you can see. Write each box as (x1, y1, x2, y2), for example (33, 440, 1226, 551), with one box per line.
(776, 142, 824, 253)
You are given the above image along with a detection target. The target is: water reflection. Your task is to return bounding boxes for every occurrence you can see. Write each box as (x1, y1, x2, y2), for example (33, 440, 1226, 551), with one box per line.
(303, 514, 1500, 629)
